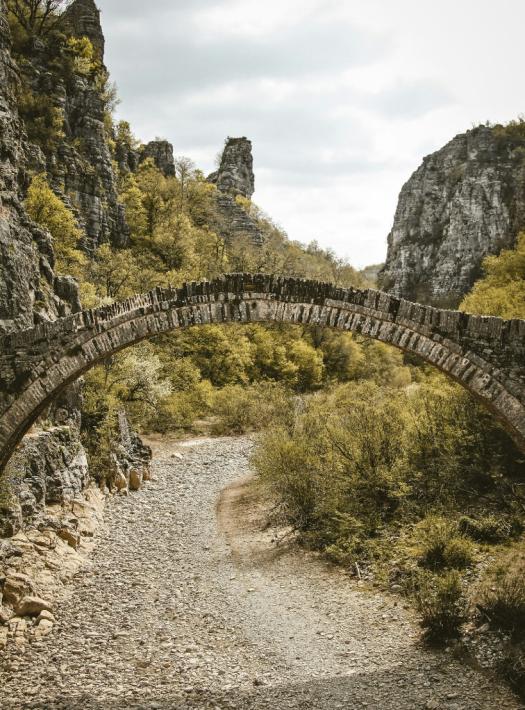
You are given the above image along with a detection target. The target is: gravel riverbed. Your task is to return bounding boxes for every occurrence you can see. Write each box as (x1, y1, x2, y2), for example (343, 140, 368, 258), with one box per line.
(0, 436, 522, 709)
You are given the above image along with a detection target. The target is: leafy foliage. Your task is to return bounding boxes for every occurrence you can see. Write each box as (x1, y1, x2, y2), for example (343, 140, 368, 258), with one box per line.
(24, 173, 86, 277)
(460, 232, 525, 319)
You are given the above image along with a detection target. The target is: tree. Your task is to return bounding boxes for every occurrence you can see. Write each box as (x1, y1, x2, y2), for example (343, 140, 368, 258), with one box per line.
(24, 173, 86, 277)
(460, 233, 525, 319)
(174, 156, 196, 214)
(135, 159, 168, 238)
(119, 173, 147, 239)
(6, 0, 71, 38)
(86, 244, 141, 302)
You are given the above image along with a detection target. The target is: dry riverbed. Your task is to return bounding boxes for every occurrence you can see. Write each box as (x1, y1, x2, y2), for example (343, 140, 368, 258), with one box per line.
(0, 436, 522, 709)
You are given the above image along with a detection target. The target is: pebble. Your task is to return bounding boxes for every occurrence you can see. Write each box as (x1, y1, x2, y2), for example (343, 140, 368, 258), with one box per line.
(0, 436, 521, 709)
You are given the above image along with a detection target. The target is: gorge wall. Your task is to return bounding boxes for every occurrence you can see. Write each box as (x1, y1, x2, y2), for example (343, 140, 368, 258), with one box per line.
(0, 6, 80, 335)
(380, 125, 525, 308)
(0, 0, 151, 548)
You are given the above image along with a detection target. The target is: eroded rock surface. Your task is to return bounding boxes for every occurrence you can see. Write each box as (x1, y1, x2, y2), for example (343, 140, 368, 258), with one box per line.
(140, 139, 176, 177)
(0, 4, 78, 334)
(209, 137, 255, 199)
(208, 137, 263, 244)
(380, 125, 525, 307)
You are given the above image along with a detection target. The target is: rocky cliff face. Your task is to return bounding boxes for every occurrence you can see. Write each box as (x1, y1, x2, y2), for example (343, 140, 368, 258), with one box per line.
(26, 0, 129, 252)
(0, 5, 79, 334)
(208, 137, 255, 198)
(379, 125, 525, 307)
(208, 137, 263, 244)
(63, 0, 105, 57)
(140, 140, 175, 177)
(0, 0, 150, 541)
(0, 1, 92, 539)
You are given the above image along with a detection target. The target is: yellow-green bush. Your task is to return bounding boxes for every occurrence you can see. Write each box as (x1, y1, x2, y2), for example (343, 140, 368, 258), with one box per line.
(460, 232, 525, 319)
(480, 548, 525, 640)
(414, 570, 468, 641)
(412, 516, 475, 571)
(25, 173, 86, 277)
(211, 382, 294, 435)
(253, 377, 522, 561)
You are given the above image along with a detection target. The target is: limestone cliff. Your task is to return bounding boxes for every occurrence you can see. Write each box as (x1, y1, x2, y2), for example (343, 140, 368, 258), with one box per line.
(19, 0, 129, 252)
(208, 137, 263, 244)
(0, 0, 149, 540)
(379, 125, 525, 307)
(140, 140, 176, 177)
(63, 0, 105, 57)
(208, 137, 255, 198)
(0, 4, 79, 334)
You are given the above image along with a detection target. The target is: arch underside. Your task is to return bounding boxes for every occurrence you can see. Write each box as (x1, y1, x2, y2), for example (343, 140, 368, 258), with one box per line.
(0, 292, 524, 474)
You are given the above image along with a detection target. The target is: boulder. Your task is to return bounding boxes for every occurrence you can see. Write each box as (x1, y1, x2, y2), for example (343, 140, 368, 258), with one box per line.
(129, 468, 143, 491)
(3, 573, 34, 606)
(57, 526, 81, 549)
(15, 596, 53, 617)
(0, 606, 13, 625)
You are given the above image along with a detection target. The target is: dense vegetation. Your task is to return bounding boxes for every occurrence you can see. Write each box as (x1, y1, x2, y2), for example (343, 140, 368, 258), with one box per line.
(253, 237, 525, 691)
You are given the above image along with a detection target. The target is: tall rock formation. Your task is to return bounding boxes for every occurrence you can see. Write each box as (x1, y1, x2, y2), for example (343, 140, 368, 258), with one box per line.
(0, 0, 88, 536)
(208, 137, 255, 198)
(208, 137, 262, 244)
(35, 0, 128, 251)
(0, 4, 79, 334)
(63, 0, 105, 57)
(140, 140, 176, 177)
(379, 125, 525, 307)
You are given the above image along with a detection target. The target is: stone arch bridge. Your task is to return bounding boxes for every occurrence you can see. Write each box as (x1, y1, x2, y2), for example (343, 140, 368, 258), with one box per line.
(0, 274, 524, 474)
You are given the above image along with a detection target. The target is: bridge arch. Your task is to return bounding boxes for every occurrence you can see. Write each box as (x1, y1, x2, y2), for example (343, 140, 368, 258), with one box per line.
(0, 273, 524, 473)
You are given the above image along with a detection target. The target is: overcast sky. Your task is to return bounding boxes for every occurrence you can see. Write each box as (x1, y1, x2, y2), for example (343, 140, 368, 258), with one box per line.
(98, 0, 525, 268)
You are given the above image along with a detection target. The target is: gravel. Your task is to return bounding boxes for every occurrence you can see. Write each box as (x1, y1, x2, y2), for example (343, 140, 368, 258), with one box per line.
(0, 435, 522, 709)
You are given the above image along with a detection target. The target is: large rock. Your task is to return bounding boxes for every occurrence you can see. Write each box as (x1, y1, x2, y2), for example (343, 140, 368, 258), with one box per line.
(15, 595, 53, 617)
(63, 0, 105, 58)
(140, 140, 175, 177)
(208, 137, 255, 198)
(379, 125, 525, 308)
(3, 573, 34, 606)
(0, 427, 89, 535)
(207, 137, 263, 244)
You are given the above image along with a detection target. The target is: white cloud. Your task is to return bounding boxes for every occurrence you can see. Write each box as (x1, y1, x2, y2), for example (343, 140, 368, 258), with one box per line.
(98, 0, 525, 267)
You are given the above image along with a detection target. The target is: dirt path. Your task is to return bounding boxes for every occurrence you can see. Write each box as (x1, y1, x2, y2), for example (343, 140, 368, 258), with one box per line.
(0, 436, 522, 709)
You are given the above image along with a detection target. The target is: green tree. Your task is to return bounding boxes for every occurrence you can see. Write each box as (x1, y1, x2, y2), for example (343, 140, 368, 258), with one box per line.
(460, 233, 525, 319)
(24, 173, 86, 277)
(119, 173, 147, 239)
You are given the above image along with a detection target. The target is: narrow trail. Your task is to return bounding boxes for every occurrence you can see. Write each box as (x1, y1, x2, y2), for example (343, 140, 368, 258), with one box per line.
(0, 436, 522, 709)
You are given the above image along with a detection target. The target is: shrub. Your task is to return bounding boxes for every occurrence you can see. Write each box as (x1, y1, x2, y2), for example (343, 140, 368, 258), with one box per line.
(480, 555, 525, 639)
(151, 381, 213, 433)
(24, 173, 86, 277)
(500, 645, 525, 698)
(414, 570, 468, 641)
(459, 515, 522, 544)
(251, 425, 320, 532)
(17, 87, 64, 154)
(414, 516, 475, 570)
(211, 382, 294, 435)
